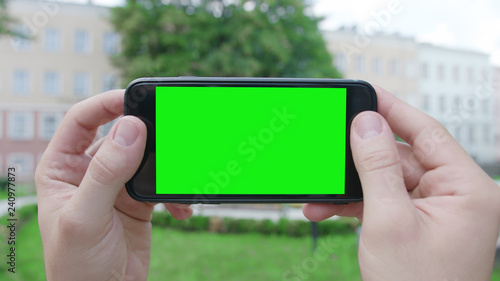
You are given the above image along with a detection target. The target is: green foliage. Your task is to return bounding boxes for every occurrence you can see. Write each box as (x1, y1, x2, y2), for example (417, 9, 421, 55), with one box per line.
(110, 0, 340, 83)
(0, 0, 16, 37)
(0, 177, 8, 191)
(151, 211, 358, 237)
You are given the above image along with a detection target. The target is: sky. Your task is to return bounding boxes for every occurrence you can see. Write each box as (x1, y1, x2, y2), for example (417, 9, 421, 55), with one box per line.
(71, 0, 500, 66)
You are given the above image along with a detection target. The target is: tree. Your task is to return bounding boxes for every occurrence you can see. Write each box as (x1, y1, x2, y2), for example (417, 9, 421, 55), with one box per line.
(110, 0, 340, 82)
(0, 0, 15, 36)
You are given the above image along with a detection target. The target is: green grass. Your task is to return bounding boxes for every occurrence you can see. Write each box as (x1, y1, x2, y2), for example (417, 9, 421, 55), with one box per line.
(1, 216, 500, 280)
(149, 228, 361, 280)
(0, 217, 46, 281)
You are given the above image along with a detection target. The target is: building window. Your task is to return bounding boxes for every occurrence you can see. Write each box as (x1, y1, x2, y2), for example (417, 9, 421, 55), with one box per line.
(8, 112, 34, 140)
(483, 124, 490, 145)
(406, 62, 415, 78)
(467, 67, 474, 83)
(334, 54, 346, 74)
(7, 153, 34, 175)
(11, 25, 31, 51)
(455, 126, 462, 143)
(453, 96, 461, 110)
(481, 100, 489, 115)
(44, 27, 61, 52)
(481, 68, 490, 81)
(468, 125, 475, 144)
(39, 112, 63, 141)
(421, 94, 430, 112)
(74, 73, 91, 97)
(373, 57, 382, 75)
(439, 95, 446, 112)
(355, 55, 365, 73)
(74, 30, 91, 53)
(420, 63, 428, 79)
(13, 70, 30, 95)
(103, 32, 120, 55)
(437, 64, 444, 81)
(389, 59, 398, 76)
(44, 71, 61, 96)
(102, 74, 119, 92)
(452, 66, 459, 82)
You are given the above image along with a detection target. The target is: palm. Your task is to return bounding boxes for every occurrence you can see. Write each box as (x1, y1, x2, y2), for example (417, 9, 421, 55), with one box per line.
(36, 90, 192, 280)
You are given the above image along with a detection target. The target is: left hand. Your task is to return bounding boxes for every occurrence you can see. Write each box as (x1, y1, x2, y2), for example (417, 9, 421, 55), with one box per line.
(35, 90, 193, 281)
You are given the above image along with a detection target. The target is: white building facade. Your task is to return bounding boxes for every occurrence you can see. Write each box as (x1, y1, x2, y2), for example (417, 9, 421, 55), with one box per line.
(417, 44, 495, 163)
(323, 28, 496, 164)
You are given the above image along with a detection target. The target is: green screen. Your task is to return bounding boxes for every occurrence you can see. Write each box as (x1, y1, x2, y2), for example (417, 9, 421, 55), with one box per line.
(156, 86, 346, 194)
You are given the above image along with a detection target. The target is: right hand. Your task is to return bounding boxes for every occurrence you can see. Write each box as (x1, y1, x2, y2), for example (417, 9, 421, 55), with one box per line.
(303, 85, 500, 280)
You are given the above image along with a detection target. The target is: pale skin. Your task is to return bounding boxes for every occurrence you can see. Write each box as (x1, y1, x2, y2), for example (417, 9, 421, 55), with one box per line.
(303, 85, 500, 280)
(35, 86, 500, 280)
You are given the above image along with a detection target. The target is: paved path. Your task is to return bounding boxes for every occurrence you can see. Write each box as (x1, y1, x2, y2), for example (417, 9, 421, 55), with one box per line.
(154, 204, 337, 222)
(0, 195, 38, 218)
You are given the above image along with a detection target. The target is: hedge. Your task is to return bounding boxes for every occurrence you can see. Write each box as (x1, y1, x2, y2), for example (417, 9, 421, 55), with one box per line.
(151, 211, 359, 237)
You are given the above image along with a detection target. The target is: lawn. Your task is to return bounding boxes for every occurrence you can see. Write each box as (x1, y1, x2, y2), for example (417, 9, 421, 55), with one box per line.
(1, 216, 500, 280)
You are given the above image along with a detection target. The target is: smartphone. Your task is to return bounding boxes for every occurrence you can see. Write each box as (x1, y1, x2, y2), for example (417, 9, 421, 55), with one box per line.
(124, 77, 376, 204)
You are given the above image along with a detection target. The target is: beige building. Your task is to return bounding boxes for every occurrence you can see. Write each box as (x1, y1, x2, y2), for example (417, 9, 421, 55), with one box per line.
(323, 26, 419, 106)
(0, 0, 120, 179)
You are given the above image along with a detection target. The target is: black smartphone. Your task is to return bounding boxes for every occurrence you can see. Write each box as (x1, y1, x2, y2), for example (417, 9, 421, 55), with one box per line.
(124, 77, 376, 204)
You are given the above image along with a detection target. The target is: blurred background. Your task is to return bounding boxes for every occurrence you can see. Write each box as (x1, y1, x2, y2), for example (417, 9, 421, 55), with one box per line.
(0, 0, 499, 280)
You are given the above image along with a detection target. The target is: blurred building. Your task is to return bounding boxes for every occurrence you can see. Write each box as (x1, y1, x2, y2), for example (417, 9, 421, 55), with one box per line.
(0, 0, 120, 180)
(417, 44, 494, 163)
(323, 27, 419, 106)
(323, 27, 496, 164)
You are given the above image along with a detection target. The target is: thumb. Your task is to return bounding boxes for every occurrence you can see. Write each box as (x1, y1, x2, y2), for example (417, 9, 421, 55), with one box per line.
(350, 112, 412, 218)
(71, 116, 147, 219)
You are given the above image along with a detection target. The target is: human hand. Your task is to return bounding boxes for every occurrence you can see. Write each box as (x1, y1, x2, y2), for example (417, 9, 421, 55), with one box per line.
(35, 90, 193, 281)
(303, 86, 500, 280)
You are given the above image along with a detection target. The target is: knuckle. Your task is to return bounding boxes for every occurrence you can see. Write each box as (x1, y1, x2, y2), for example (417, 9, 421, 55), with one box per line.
(359, 148, 400, 173)
(89, 150, 121, 185)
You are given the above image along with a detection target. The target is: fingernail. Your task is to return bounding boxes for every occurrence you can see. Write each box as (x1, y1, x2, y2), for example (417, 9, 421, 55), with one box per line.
(113, 119, 139, 147)
(355, 114, 382, 139)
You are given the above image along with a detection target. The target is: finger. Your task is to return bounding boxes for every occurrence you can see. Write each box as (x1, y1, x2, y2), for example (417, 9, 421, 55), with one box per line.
(302, 203, 364, 222)
(374, 85, 470, 170)
(396, 142, 426, 191)
(37, 90, 125, 188)
(86, 137, 105, 157)
(164, 203, 193, 220)
(350, 112, 413, 220)
(69, 116, 147, 222)
(113, 188, 155, 222)
(47, 89, 125, 156)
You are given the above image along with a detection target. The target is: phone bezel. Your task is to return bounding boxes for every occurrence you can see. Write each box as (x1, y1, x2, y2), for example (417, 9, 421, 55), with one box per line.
(124, 77, 376, 203)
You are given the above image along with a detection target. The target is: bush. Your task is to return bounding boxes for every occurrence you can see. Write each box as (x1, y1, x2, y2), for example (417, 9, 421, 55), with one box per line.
(185, 216, 210, 231)
(150, 212, 358, 237)
(319, 220, 353, 236)
(0, 177, 8, 191)
(255, 219, 276, 235)
(16, 204, 38, 221)
(276, 218, 289, 235)
(286, 220, 310, 237)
